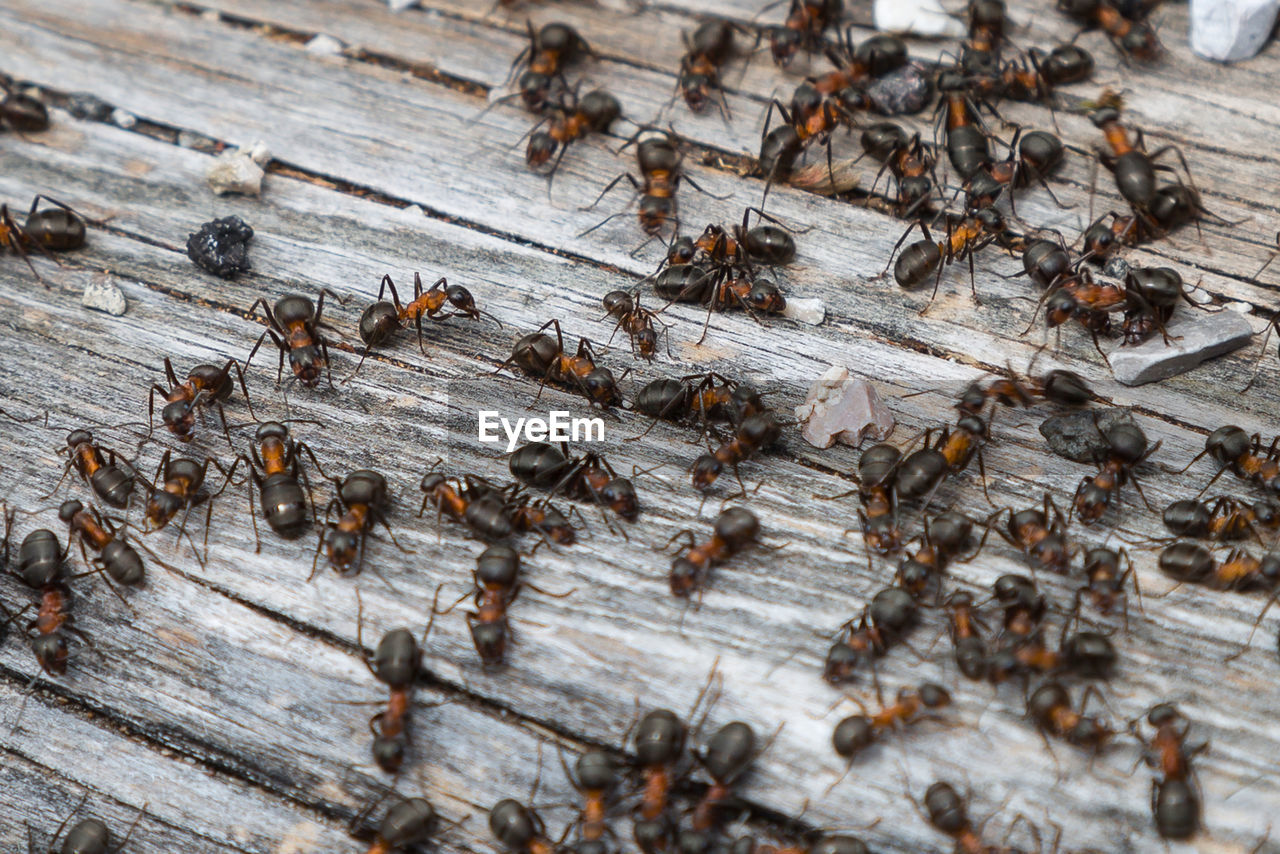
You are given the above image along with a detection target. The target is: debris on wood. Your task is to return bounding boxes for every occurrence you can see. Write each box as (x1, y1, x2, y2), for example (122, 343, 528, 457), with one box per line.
(873, 0, 967, 37)
(110, 108, 136, 129)
(795, 367, 895, 449)
(782, 297, 825, 325)
(206, 142, 271, 197)
(81, 272, 127, 316)
(1190, 0, 1280, 61)
(867, 64, 933, 115)
(305, 34, 346, 56)
(789, 160, 860, 196)
(186, 216, 254, 279)
(66, 92, 113, 121)
(1040, 406, 1136, 462)
(1109, 310, 1254, 385)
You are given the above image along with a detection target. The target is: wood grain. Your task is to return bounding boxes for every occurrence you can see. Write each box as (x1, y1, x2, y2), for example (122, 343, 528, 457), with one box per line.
(1, 0, 1278, 852)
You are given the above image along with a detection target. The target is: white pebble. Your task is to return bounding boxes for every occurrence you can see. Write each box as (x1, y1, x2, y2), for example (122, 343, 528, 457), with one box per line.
(305, 34, 346, 56)
(387, 0, 419, 10)
(206, 147, 267, 196)
(110, 108, 137, 129)
(82, 275, 128, 316)
(874, 0, 966, 38)
(1191, 0, 1279, 61)
(782, 297, 825, 325)
(795, 368, 895, 449)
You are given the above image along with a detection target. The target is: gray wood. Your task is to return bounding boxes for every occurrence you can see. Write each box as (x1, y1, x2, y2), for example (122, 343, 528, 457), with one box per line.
(0, 0, 1278, 853)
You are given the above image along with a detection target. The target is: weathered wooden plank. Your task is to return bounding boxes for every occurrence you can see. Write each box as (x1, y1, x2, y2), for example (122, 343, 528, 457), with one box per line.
(1, 101, 1278, 854)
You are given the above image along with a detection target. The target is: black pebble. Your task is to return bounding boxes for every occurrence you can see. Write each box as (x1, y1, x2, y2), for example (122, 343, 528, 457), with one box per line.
(1039, 406, 1137, 463)
(186, 215, 254, 279)
(867, 65, 933, 116)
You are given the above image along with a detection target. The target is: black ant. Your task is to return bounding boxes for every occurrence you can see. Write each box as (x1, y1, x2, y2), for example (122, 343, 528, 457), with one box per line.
(54, 429, 138, 510)
(142, 451, 240, 564)
(1163, 495, 1280, 543)
(9, 526, 89, 676)
(677, 20, 740, 116)
(147, 357, 254, 445)
(349, 273, 499, 380)
(832, 683, 951, 765)
(490, 799, 558, 854)
(584, 129, 718, 238)
(996, 494, 1074, 574)
(314, 469, 407, 579)
(499, 320, 623, 408)
(244, 290, 341, 389)
(692, 412, 781, 491)
(896, 511, 976, 600)
(1058, 0, 1160, 59)
(0, 195, 87, 283)
(1131, 703, 1205, 840)
(526, 88, 622, 181)
(236, 421, 325, 548)
(58, 499, 146, 587)
(824, 586, 918, 684)
(1073, 420, 1158, 524)
(669, 507, 761, 597)
(1158, 541, 1280, 592)
(888, 206, 1013, 309)
(509, 441, 638, 522)
(1183, 425, 1280, 495)
(601, 289, 669, 360)
(1027, 681, 1116, 752)
(354, 590, 442, 773)
(766, 0, 844, 67)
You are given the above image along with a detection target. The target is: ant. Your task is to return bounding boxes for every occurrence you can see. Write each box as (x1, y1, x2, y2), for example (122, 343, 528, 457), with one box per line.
(692, 412, 781, 491)
(1089, 95, 1193, 225)
(842, 442, 905, 558)
(58, 499, 146, 587)
(832, 683, 951, 765)
(35, 799, 144, 854)
(490, 799, 558, 854)
(936, 72, 995, 181)
(1183, 425, 1280, 495)
(508, 488, 578, 546)
(632, 707, 688, 852)
(677, 20, 740, 116)
(560, 750, 619, 851)
(499, 320, 623, 408)
(526, 88, 622, 181)
(349, 273, 499, 379)
(1158, 542, 1279, 592)
(824, 586, 918, 685)
(1058, 0, 1160, 60)
(0, 195, 87, 283)
(961, 0, 1008, 74)
(1, 77, 49, 132)
(601, 289, 669, 360)
(766, 0, 844, 67)
(236, 421, 325, 548)
(465, 544, 521, 667)
(1163, 495, 1280, 543)
(957, 363, 1100, 416)
(892, 439, 950, 505)
(584, 129, 719, 238)
(808, 31, 908, 105)
(244, 290, 341, 389)
(1131, 703, 1205, 840)
(963, 128, 1068, 215)
(691, 721, 758, 831)
(1027, 681, 1116, 752)
(669, 507, 761, 597)
(147, 357, 254, 445)
(888, 206, 1013, 309)
(860, 124, 939, 218)
(896, 511, 976, 600)
(54, 429, 138, 510)
(943, 590, 989, 680)
(354, 591, 442, 773)
(1076, 545, 1137, 623)
(990, 44, 1095, 104)
(632, 372, 764, 436)
(10, 527, 88, 676)
(509, 441, 639, 521)
(358, 797, 440, 854)
(758, 83, 849, 195)
(142, 451, 240, 564)
(919, 781, 1043, 853)
(314, 469, 407, 579)
(418, 469, 516, 541)
(509, 21, 592, 114)
(1074, 421, 1158, 524)
(996, 495, 1074, 574)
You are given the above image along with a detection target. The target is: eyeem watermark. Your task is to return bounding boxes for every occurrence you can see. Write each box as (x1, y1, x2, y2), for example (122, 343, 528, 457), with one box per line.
(477, 410, 605, 452)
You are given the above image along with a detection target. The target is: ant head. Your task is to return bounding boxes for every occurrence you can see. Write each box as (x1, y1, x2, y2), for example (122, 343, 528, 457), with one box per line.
(1045, 288, 1077, 327)
(602, 478, 639, 521)
(680, 72, 713, 112)
(67, 429, 93, 448)
(359, 301, 399, 346)
(146, 490, 183, 527)
(666, 236, 696, 266)
(994, 572, 1038, 607)
(974, 206, 1005, 233)
(517, 71, 553, 112)
(161, 399, 196, 437)
(1088, 104, 1121, 129)
(746, 279, 786, 313)
(1259, 551, 1280, 586)
(255, 421, 290, 443)
(768, 27, 802, 66)
(968, 0, 1005, 29)
(1150, 184, 1201, 229)
(372, 736, 406, 774)
(32, 631, 69, 675)
(58, 499, 83, 523)
(788, 81, 822, 118)
(1146, 702, 1186, 729)
(691, 454, 723, 490)
(1120, 25, 1160, 61)
(288, 346, 323, 385)
(327, 529, 360, 566)
(1042, 43, 1093, 85)
(919, 682, 952, 709)
(1083, 545, 1121, 574)
(583, 367, 622, 407)
(1027, 682, 1070, 724)
(470, 620, 509, 666)
(1063, 631, 1117, 679)
(526, 131, 558, 168)
(638, 198, 674, 235)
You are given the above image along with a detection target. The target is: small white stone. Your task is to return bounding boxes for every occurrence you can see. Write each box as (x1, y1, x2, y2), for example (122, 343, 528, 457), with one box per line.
(400, 204, 425, 219)
(387, 0, 418, 10)
(874, 0, 966, 38)
(200, 8, 221, 21)
(207, 148, 266, 196)
(82, 275, 127, 316)
(110, 108, 137, 129)
(244, 140, 272, 167)
(1109, 310, 1255, 385)
(795, 368, 895, 449)
(305, 34, 345, 56)
(1191, 0, 1279, 61)
(782, 297, 825, 325)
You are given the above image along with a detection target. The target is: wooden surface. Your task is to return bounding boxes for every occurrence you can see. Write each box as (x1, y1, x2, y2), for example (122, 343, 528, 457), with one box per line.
(1, 0, 1278, 851)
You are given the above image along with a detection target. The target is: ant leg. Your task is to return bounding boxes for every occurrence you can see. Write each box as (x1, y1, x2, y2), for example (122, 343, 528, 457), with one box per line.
(308, 499, 339, 582)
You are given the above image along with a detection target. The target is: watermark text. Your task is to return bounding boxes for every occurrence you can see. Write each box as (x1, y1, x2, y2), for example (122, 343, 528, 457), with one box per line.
(477, 410, 605, 452)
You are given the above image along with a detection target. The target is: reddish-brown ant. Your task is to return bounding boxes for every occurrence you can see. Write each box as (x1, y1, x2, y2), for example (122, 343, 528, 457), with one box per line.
(676, 20, 741, 117)
(10, 526, 90, 676)
(1076, 545, 1138, 623)
(509, 441, 638, 522)
(357, 796, 440, 853)
(584, 129, 722, 238)
(236, 421, 326, 548)
(1058, 0, 1160, 60)
(888, 206, 1012, 309)
(995, 494, 1074, 574)
(314, 469, 408, 579)
(147, 357, 254, 445)
(53, 429, 138, 510)
(526, 88, 622, 180)
(245, 290, 341, 389)
(1074, 421, 1158, 524)
(1163, 495, 1280, 543)
(692, 412, 782, 492)
(466, 544, 519, 667)
(58, 499, 146, 588)
(601, 289, 669, 360)
(1027, 681, 1116, 752)
(1089, 95, 1194, 227)
(1130, 703, 1205, 840)
(832, 683, 951, 765)
(490, 799, 559, 854)
(1158, 541, 1280, 592)
(943, 590, 989, 680)
(142, 450, 240, 564)
(765, 0, 843, 67)
(689, 721, 759, 832)
(1183, 425, 1280, 496)
(669, 507, 761, 597)
(499, 320, 623, 408)
(0, 195, 87, 284)
(896, 512, 976, 600)
(824, 586, 918, 684)
(349, 273, 499, 380)
(508, 21, 592, 114)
